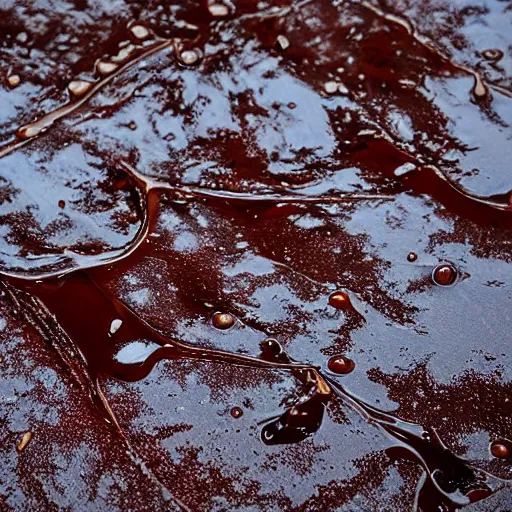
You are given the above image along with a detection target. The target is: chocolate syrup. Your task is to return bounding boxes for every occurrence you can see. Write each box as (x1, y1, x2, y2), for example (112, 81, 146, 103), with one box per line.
(1, 0, 511, 510)
(327, 355, 355, 375)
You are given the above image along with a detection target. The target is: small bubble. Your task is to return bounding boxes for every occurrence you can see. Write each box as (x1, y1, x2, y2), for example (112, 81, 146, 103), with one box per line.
(407, 252, 417, 262)
(7, 74, 21, 88)
(96, 60, 118, 75)
(230, 407, 243, 419)
(17, 431, 32, 452)
(208, 3, 229, 17)
(260, 338, 282, 357)
(17, 124, 42, 139)
(327, 355, 355, 375)
(329, 291, 351, 310)
(261, 424, 276, 443)
(179, 49, 202, 66)
(68, 80, 93, 97)
(432, 264, 457, 287)
(130, 24, 150, 40)
(324, 81, 339, 95)
(212, 312, 236, 330)
(490, 440, 510, 459)
(128, 121, 137, 130)
(482, 49, 503, 62)
(287, 102, 296, 109)
(471, 74, 487, 99)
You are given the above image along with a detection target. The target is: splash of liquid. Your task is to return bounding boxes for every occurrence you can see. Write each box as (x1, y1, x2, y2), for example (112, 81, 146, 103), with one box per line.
(0, 12, 510, 511)
(258, 339, 504, 509)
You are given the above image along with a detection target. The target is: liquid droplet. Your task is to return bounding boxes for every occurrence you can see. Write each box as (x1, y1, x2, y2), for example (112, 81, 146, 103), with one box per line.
(68, 80, 93, 97)
(16, 32, 28, 44)
(482, 49, 503, 61)
(17, 123, 43, 139)
(130, 24, 150, 40)
(230, 407, 243, 418)
(407, 252, 418, 262)
(208, 3, 229, 17)
(472, 74, 488, 98)
(7, 74, 21, 88)
(261, 398, 325, 445)
(432, 264, 457, 287)
(490, 440, 510, 459)
(179, 49, 202, 66)
(212, 312, 236, 330)
(260, 338, 284, 359)
(58, 200, 66, 209)
(327, 355, 355, 375)
(329, 291, 351, 310)
(337, 83, 349, 95)
(96, 60, 118, 75)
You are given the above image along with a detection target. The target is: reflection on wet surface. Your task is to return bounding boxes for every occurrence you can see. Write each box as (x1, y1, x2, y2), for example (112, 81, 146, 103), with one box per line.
(0, 0, 511, 510)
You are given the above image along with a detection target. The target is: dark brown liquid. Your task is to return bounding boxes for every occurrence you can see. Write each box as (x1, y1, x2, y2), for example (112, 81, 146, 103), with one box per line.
(1, 0, 511, 510)
(11, 273, 311, 383)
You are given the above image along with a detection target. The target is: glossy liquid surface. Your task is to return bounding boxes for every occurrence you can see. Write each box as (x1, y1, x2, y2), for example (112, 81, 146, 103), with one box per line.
(1, 0, 511, 510)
